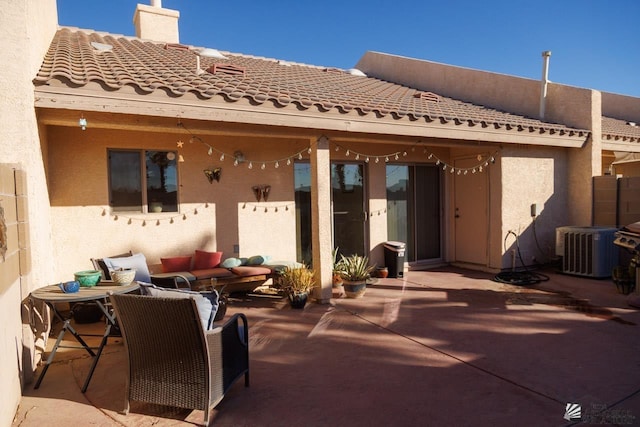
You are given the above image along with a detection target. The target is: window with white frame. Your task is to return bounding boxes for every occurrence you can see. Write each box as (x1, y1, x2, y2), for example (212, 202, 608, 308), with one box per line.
(108, 149, 178, 213)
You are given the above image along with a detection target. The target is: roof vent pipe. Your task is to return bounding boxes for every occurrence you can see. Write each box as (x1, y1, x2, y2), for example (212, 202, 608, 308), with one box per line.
(539, 51, 551, 120)
(151, 0, 162, 6)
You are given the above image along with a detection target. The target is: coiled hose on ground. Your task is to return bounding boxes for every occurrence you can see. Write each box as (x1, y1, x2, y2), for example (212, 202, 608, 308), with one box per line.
(493, 230, 551, 286)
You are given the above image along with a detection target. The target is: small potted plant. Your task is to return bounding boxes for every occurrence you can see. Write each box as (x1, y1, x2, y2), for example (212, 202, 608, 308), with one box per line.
(339, 254, 374, 298)
(279, 265, 316, 308)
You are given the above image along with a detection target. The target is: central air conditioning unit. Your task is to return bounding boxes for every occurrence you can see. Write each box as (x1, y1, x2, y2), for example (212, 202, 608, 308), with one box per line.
(555, 226, 619, 278)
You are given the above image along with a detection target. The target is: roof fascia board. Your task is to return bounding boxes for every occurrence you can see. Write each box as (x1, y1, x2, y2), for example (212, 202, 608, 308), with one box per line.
(34, 88, 586, 148)
(602, 142, 640, 153)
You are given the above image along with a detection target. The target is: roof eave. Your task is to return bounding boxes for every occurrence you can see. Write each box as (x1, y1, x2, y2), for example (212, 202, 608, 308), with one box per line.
(34, 87, 588, 148)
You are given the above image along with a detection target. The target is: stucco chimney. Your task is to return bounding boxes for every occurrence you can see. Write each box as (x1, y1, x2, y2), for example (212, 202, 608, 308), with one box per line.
(133, 1, 180, 43)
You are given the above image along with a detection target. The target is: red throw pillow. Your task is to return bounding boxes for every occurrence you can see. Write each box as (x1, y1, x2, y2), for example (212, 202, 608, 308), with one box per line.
(193, 250, 223, 270)
(161, 256, 192, 273)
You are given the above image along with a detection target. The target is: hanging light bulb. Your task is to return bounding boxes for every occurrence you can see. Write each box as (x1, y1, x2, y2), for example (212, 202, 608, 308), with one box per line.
(285, 205, 289, 211)
(275, 207, 278, 212)
(403, 151, 407, 157)
(355, 154, 360, 160)
(435, 159, 440, 165)
(385, 156, 389, 162)
(156, 219, 160, 226)
(490, 156, 496, 163)
(220, 153, 225, 161)
(170, 218, 174, 224)
(428, 153, 433, 159)
(298, 153, 303, 160)
(248, 162, 253, 169)
(464, 170, 468, 175)
(395, 154, 399, 160)
(287, 158, 291, 165)
(275, 161, 280, 168)
(207, 147, 213, 156)
(450, 168, 455, 174)
(234, 159, 239, 166)
(365, 157, 370, 163)
(308, 147, 312, 154)
(142, 220, 146, 226)
(114, 215, 118, 221)
(183, 214, 187, 220)
(346, 150, 350, 156)
(194, 208, 198, 215)
(78, 116, 87, 130)
(128, 218, 132, 225)
(261, 163, 266, 170)
(335, 146, 340, 151)
(264, 207, 268, 212)
(443, 165, 447, 171)
(242, 203, 246, 209)
(375, 157, 380, 163)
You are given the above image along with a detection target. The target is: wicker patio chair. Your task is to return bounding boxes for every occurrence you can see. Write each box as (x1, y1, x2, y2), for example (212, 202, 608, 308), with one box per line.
(109, 293, 249, 426)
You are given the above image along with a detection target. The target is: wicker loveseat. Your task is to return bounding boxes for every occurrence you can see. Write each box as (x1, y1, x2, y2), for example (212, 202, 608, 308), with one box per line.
(109, 292, 249, 425)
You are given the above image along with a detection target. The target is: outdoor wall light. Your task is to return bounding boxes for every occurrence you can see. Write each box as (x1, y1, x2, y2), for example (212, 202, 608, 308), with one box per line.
(78, 115, 87, 130)
(204, 167, 222, 183)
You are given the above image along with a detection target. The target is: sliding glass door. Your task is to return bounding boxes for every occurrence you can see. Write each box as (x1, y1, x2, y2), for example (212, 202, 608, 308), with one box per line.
(386, 164, 441, 262)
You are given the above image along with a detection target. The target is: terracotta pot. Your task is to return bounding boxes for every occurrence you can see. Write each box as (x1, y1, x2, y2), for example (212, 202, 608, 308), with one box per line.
(376, 267, 389, 279)
(332, 273, 343, 288)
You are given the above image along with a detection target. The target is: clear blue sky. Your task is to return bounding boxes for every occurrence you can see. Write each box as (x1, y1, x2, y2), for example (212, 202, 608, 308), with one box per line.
(58, 0, 639, 97)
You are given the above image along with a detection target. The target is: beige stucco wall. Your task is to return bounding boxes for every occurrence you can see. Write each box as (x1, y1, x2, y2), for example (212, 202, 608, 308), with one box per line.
(46, 126, 305, 280)
(500, 146, 569, 268)
(0, 0, 58, 424)
(602, 92, 640, 122)
(356, 51, 542, 120)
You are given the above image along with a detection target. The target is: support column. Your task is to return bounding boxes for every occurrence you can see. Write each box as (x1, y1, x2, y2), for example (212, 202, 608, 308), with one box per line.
(311, 136, 332, 303)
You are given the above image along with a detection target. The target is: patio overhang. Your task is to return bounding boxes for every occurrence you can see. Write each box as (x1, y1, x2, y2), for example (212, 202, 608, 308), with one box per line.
(35, 87, 588, 149)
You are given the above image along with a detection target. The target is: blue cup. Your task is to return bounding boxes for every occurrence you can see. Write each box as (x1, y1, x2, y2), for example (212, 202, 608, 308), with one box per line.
(59, 280, 80, 293)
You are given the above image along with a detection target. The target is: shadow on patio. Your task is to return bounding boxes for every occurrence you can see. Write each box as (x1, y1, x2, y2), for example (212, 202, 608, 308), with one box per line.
(13, 267, 640, 426)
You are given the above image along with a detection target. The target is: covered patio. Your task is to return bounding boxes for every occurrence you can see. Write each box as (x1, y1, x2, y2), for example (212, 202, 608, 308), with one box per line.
(13, 267, 640, 426)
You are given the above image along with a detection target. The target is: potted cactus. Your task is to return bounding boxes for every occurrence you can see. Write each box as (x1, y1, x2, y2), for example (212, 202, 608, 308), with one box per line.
(339, 254, 374, 298)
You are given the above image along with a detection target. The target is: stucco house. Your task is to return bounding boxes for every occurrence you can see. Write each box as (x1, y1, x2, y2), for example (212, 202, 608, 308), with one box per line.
(2, 1, 640, 424)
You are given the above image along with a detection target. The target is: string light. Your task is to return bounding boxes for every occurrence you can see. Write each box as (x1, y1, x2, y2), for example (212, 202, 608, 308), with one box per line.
(176, 120, 311, 170)
(332, 142, 497, 175)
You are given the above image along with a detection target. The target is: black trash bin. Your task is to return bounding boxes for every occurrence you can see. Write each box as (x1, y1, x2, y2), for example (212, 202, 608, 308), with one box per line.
(383, 241, 406, 278)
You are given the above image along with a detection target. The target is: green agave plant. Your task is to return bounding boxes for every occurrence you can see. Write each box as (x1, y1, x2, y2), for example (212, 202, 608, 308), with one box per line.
(279, 265, 316, 294)
(339, 254, 374, 282)
(332, 247, 345, 274)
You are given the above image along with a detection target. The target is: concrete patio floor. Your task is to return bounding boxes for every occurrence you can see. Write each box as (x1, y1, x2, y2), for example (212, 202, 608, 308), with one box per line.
(12, 267, 640, 426)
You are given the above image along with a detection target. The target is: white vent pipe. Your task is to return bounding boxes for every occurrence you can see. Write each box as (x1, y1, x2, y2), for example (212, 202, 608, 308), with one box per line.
(539, 51, 551, 119)
(151, 0, 162, 7)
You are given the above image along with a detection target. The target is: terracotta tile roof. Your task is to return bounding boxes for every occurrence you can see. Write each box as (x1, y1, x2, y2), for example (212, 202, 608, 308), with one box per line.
(602, 117, 640, 143)
(34, 28, 587, 138)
